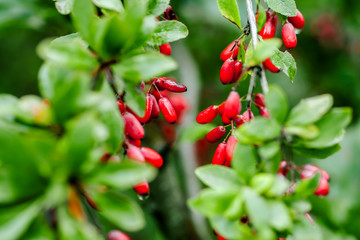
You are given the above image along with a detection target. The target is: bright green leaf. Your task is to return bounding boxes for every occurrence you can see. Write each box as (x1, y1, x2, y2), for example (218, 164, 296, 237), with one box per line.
(55, 0, 74, 14)
(270, 49, 297, 82)
(250, 173, 275, 194)
(236, 118, 281, 144)
(148, 0, 170, 16)
(93, 0, 124, 13)
(71, 0, 96, 42)
(148, 20, 188, 46)
(264, 0, 297, 17)
(268, 200, 292, 231)
(216, 0, 242, 29)
(210, 216, 253, 239)
(285, 125, 319, 140)
(244, 188, 269, 229)
(179, 124, 217, 142)
(265, 84, 289, 123)
(246, 38, 282, 67)
(231, 143, 257, 181)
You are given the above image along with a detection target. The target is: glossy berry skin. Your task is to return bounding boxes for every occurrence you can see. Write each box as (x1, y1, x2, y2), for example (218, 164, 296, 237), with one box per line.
(314, 178, 330, 196)
(196, 105, 218, 124)
(218, 102, 225, 116)
(282, 23, 297, 49)
(225, 91, 241, 119)
(217, 236, 227, 240)
(242, 110, 254, 122)
(150, 94, 160, 119)
(263, 58, 280, 73)
(107, 230, 131, 240)
(138, 93, 153, 124)
(159, 43, 171, 55)
(117, 100, 125, 113)
(158, 97, 177, 124)
(212, 142, 227, 165)
(126, 144, 145, 163)
(220, 41, 239, 61)
(260, 107, 270, 118)
(232, 61, 243, 83)
(133, 181, 150, 197)
(128, 138, 141, 147)
(221, 114, 231, 125)
(124, 112, 145, 140)
(140, 147, 163, 168)
(259, 12, 277, 39)
(288, 9, 305, 29)
(254, 93, 266, 108)
(206, 126, 226, 143)
(220, 59, 236, 84)
(168, 93, 188, 122)
(163, 80, 187, 92)
(277, 161, 289, 177)
(234, 115, 245, 127)
(225, 135, 238, 164)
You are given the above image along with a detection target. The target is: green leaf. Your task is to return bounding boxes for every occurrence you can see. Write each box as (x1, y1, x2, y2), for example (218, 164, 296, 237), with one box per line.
(0, 199, 42, 240)
(258, 141, 282, 174)
(55, 0, 74, 14)
(71, 0, 96, 42)
(44, 34, 97, 70)
(245, 38, 282, 67)
(93, 0, 124, 13)
(113, 52, 177, 82)
(286, 94, 333, 126)
(92, 191, 145, 231)
(266, 175, 290, 197)
(188, 189, 238, 217)
(22, 216, 55, 240)
(265, 84, 288, 123)
(264, 0, 297, 17)
(15, 95, 53, 126)
(244, 188, 269, 229)
(216, 0, 242, 29)
(195, 165, 244, 190)
(293, 172, 321, 198)
(236, 118, 281, 144)
(224, 193, 244, 220)
(285, 125, 319, 140)
(276, 12, 288, 24)
(231, 143, 257, 181)
(86, 161, 157, 189)
(0, 94, 18, 117)
(148, 0, 170, 16)
(123, 81, 146, 117)
(304, 108, 352, 148)
(292, 144, 341, 159)
(100, 109, 124, 154)
(270, 49, 297, 82)
(179, 124, 216, 142)
(256, 6, 266, 31)
(148, 20, 189, 46)
(250, 173, 275, 194)
(268, 200, 292, 231)
(210, 216, 253, 239)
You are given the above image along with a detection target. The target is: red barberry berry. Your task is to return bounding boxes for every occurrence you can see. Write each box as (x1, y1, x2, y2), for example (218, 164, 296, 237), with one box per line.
(140, 147, 163, 168)
(163, 79, 187, 92)
(254, 93, 266, 108)
(263, 58, 280, 73)
(107, 230, 131, 240)
(288, 9, 305, 29)
(124, 112, 145, 140)
(234, 115, 245, 127)
(196, 105, 219, 124)
(212, 142, 227, 165)
(232, 61, 243, 83)
(220, 59, 236, 84)
(260, 107, 270, 118)
(224, 91, 241, 119)
(277, 161, 289, 177)
(218, 102, 225, 116)
(314, 178, 329, 196)
(126, 144, 145, 163)
(138, 93, 153, 124)
(225, 135, 238, 164)
(150, 94, 160, 119)
(128, 138, 141, 147)
(282, 22, 297, 48)
(159, 43, 171, 55)
(259, 12, 277, 39)
(168, 93, 188, 122)
(242, 110, 254, 122)
(117, 100, 125, 113)
(158, 97, 177, 124)
(133, 181, 150, 197)
(220, 41, 239, 61)
(206, 126, 226, 143)
(222, 113, 232, 125)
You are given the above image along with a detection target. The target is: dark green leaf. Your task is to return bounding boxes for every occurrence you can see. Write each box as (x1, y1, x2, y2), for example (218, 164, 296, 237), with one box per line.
(148, 20, 188, 46)
(216, 0, 242, 29)
(113, 52, 177, 82)
(270, 49, 297, 82)
(264, 0, 297, 17)
(292, 144, 341, 159)
(86, 161, 157, 189)
(148, 0, 169, 16)
(236, 118, 281, 144)
(92, 191, 145, 231)
(245, 39, 282, 67)
(179, 124, 216, 142)
(195, 165, 244, 190)
(265, 84, 288, 123)
(231, 143, 257, 181)
(286, 94, 333, 126)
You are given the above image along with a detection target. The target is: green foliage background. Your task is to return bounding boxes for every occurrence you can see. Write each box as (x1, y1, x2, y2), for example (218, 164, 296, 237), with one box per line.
(0, 0, 359, 239)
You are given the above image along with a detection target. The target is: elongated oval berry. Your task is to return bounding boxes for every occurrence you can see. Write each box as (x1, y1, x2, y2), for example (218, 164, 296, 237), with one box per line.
(259, 12, 277, 39)
(107, 230, 131, 240)
(222, 113, 231, 125)
(288, 9, 305, 29)
(163, 80, 187, 92)
(220, 59, 236, 84)
(314, 178, 329, 196)
(133, 181, 150, 197)
(225, 135, 238, 162)
(217, 235, 227, 240)
(254, 93, 266, 108)
(150, 94, 160, 118)
(282, 22, 297, 49)
(138, 93, 153, 124)
(153, 77, 167, 90)
(234, 115, 245, 127)
(220, 41, 239, 61)
(260, 107, 270, 118)
(159, 97, 177, 124)
(206, 126, 226, 143)
(277, 161, 289, 176)
(196, 105, 218, 124)
(117, 100, 125, 113)
(218, 102, 225, 116)
(126, 144, 145, 163)
(300, 164, 320, 179)
(263, 58, 280, 73)
(140, 147, 163, 168)
(124, 112, 145, 140)
(225, 91, 241, 119)
(128, 138, 141, 147)
(242, 110, 254, 122)
(231, 61, 243, 83)
(159, 43, 171, 55)
(212, 142, 227, 165)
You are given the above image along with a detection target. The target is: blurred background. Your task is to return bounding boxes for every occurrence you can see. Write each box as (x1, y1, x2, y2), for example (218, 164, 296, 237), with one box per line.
(0, 0, 359, 239)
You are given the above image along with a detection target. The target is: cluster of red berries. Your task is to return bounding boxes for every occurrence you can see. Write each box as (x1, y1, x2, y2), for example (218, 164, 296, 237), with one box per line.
(158, 6, 178, 56)
(219, 41, 244, 85)
(278, 161, 330, 196)
(258, 9, 305, 73)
